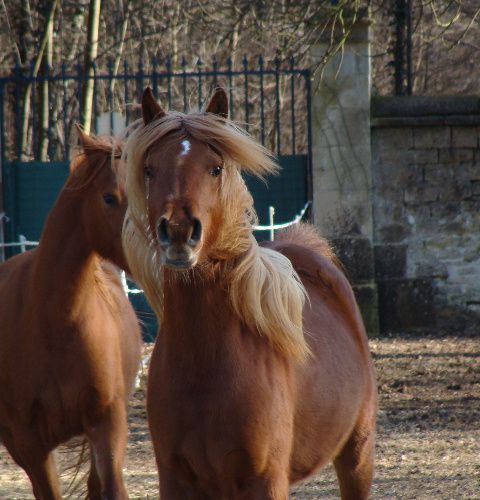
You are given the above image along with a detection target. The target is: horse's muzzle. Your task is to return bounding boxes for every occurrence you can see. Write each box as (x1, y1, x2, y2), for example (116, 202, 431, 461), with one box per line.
(157, 216, 201, 269)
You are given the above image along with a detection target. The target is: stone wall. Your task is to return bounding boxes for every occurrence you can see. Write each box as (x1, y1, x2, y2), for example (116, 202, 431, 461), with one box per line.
(371, 96, 480, 334)
(312, 17, 479, 336)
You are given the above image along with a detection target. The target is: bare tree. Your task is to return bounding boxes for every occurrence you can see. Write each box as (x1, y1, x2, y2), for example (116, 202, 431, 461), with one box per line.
(371, 0, 480, 95)
(80, 0, 101, 134)
(18, 0, 58, 160)
(38, 0, 53, 160)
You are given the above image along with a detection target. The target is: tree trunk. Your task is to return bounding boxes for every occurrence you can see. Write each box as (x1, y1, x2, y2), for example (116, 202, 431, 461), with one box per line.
(109, 2, 130, 96)
(38, 0, 53, 161)
(80, 0, 101, 135)
(19, 0, 57, 160)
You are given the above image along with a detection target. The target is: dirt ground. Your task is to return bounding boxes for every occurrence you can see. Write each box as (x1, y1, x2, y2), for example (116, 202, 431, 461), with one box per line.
(1, 336, 479, 499)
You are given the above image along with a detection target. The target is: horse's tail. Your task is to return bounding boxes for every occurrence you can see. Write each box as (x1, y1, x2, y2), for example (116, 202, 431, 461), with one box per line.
(59, 437, 90, 499)
(275, 222, 346, 274)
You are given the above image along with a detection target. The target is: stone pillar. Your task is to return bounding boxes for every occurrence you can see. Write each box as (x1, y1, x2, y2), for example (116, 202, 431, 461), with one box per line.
(311, 16, 379, 335)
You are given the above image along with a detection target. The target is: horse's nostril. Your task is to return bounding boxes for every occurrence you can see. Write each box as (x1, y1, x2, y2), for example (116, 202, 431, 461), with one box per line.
(190, 218, 202, 245)
(157, 218, 170, 245)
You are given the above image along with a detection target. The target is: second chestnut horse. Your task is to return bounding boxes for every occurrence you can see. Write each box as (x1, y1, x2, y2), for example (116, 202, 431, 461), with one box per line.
(0, 131, 141, 499)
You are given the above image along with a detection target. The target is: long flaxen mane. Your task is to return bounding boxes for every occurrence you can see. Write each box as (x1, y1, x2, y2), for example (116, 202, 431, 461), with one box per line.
(122, 110, 309, 360)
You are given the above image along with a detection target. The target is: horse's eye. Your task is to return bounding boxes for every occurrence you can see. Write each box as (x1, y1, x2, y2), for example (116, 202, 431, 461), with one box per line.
(210, 165, 223, 177)
(144, 166, 154, 179)
(103, 193, 118, 206)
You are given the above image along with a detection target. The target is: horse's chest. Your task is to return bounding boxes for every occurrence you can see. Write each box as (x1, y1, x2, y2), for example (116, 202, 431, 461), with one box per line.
(150, 377, 294, 497)
(150, 358, 294, 464)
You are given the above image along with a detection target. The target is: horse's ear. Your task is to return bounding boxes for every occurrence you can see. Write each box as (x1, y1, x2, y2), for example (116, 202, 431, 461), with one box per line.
(75, 123, 96, 153)
(71, 124, 97, 173)
(142, 87, 166, 125)
(205, 87, 229, 118)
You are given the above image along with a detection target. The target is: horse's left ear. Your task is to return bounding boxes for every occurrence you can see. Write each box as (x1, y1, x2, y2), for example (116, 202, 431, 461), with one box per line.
(75, 123, 96, 153)
(205, 87, 229, 118)
(72, 123, 100, 173)
(142, 87, 166, 125)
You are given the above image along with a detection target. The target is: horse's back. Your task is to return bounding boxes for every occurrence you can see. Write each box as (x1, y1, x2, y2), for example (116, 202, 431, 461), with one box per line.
(264, 226, 373, 382)
(263, 224, 376, 480)
(263, 224, 368, 352)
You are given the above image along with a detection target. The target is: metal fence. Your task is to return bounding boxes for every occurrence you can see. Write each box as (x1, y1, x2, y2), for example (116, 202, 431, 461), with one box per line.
(0, 56, 312, 166)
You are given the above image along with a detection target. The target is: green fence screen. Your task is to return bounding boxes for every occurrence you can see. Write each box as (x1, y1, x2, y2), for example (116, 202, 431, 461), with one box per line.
(2, 155, 308, 340)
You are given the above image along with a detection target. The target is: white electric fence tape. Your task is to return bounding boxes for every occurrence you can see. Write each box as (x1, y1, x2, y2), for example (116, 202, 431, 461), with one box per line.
(253, 201, 311, 231)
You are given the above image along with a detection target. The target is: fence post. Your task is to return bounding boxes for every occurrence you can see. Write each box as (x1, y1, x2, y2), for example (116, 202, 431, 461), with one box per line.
(310, 11, 379, 336)
(19, 234, 27, 253)
(268, 206, 275, 242)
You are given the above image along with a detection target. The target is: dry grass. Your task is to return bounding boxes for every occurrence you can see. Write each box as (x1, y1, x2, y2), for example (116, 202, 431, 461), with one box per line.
(1, 336, 479, 499)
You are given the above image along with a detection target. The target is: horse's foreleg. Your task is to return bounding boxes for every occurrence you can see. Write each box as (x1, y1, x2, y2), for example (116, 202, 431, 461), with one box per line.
(235, 472, 289, 500)
(86, 399, 129, 500)
(333, 417, 376, 500)
(3, 428, 61, 500)
(86, 446, 103, 500)
(157, 469, 208, 500)
(156, 459, 289, 500)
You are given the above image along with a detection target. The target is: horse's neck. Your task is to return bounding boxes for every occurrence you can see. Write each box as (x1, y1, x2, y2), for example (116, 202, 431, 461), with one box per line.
(160, 270, 269, 380)
(32, 193, 100, 314)
(162, 269, 232, 347)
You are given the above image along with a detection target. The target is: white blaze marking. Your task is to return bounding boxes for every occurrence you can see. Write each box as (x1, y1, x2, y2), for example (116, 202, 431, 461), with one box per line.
(180, 140, 191, 156)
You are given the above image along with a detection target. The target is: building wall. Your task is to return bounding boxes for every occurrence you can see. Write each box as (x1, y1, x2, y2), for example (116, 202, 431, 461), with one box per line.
(371, 97, 480, 333)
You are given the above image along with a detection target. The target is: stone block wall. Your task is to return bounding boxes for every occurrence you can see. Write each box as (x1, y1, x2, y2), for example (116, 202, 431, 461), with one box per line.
(371, 97, 480, 334)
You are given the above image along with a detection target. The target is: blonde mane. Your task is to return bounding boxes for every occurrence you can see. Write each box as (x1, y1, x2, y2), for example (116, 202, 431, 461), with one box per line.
(122, 111, 309, 360)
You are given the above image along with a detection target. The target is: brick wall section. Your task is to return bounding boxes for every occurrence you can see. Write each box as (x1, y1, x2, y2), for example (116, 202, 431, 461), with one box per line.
(371, 97, 480, 333)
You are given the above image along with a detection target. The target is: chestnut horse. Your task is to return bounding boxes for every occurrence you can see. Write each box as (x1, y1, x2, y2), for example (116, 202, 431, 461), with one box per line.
(0, 130, 141, 499)
(122, 87, 377, 499)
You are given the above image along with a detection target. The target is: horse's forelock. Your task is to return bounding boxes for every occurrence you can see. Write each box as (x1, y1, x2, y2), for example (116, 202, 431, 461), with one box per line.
(68, 153, 110, 192)
(126, 111, 277, 176)
(68, 134, 124, 192)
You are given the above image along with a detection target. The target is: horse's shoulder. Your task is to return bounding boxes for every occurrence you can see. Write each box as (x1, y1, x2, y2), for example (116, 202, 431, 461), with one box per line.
(93, 264, 122, 305)
(98, 260, 123, 287)
(94, 259, 138, 325)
